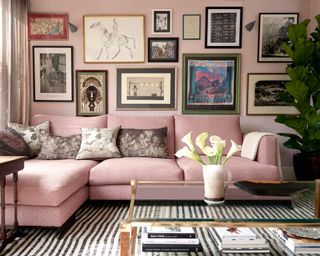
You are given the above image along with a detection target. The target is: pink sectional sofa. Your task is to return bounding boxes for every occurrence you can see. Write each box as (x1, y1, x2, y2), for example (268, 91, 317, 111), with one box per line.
(4, 114, 281, 228)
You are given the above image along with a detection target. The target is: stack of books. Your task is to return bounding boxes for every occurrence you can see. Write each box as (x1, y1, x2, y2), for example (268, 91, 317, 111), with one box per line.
(209, 227, 270, 253)
(141, 226, 202, 252)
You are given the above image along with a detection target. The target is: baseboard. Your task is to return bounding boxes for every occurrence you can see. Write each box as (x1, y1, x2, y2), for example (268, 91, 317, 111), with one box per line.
(281, 166, 296, 180)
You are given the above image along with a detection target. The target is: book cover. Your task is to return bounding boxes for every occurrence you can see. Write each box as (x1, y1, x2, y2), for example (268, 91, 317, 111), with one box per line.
(146, 226, 196, 239)
(214, 227, 257, 240)
(142, 243, 203, 252)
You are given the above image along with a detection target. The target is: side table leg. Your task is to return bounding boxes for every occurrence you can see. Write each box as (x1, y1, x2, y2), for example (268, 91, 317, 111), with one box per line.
(120, 230, 130, 256)
(130, 227, 137, 256)
(13, 172, 18, 230)
(0, 177, 6, 241)
(315, 179, 320, 218)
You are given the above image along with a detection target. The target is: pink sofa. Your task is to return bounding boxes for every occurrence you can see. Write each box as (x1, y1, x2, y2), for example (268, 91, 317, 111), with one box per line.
(3, 114, 281, 228)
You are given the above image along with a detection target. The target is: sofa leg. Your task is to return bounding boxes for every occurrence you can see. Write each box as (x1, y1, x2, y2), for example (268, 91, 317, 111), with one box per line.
(58, 214, 76, 239)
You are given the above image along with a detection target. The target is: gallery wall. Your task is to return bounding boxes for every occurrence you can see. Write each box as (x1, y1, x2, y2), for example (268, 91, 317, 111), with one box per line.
(29, 0, 317, 173)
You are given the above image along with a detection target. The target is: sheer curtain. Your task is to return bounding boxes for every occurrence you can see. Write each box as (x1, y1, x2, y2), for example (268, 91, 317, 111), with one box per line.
(0, 0, 30, 129)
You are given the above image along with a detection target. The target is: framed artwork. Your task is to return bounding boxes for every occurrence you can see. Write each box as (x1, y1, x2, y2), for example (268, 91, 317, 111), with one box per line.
(83, 15, 145, 63)
(76, 70, 108, 116)
(148, 37, 179, 62)
(205, 7, 243, 48)
(182, 53, 240, 114)
(28, 13, 69, 40)
(183, 14, 201, 40)
(247, 73, 299, 115)
(33, 46, 73, 102)
(117, 68, 176, 110)
(152, 9, 172, 34)
(258, 13, 299, 62)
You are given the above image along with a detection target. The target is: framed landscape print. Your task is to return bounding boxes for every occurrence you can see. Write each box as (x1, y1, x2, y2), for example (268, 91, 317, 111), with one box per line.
(33, 46, 73, 102)
(152, 9, 172, 34)
(183, 14, 201, 40)
(83, 15, 145, 63)
(76, 70, 108, 116)
(182, 53, 240, 114)
(205, 7, 243, 48)
(117, 68, 176, 110)
(247, 73, 299, 115)
(258, 13, 299, 62)
(28, 13, 69, 40)
(148, 37, 179, 62)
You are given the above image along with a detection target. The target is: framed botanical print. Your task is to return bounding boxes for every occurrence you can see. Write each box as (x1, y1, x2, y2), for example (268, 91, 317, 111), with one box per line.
(182, 53, 240, 114)
(33, 46, 73, 102)
(152, 9, 172, 34)
(205, 7, 243, 48)
(83, 15, 145, 63)
(183, 14, 201, 40)
(76, 70, 108, 116)
(258, 13, 299, 62)
(148, 37, 179, 62)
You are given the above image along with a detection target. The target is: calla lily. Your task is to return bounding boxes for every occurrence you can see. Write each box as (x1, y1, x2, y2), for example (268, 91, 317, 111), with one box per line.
(222, 140, 242, 165)
(181, 132, 195, 151)
(203, 146, 217, 156)
(196, 132, 208, 152)
(210, 135, 226, 148)
(175, 146, 205, 165)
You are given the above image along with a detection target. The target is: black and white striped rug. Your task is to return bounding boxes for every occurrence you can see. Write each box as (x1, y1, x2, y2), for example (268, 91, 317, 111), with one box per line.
(1, 191, 315, 256)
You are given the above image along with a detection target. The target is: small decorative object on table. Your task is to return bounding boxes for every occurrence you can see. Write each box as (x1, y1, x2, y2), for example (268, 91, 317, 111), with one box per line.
(175, 132, 241, 205)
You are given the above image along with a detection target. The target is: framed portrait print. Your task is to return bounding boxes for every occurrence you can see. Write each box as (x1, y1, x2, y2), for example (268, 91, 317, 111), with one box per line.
(182, 53, 240, 114)
(76, 70, 108, 116)
(183, 14, 201, 40)
(247, 73, 298, 115)
(117, 68, 176, 110)
(152, 9, 172, 34)
(258, 13, 299, 62)
(28, 13, 69, 40)
(83, 15, 145, 63)
(205, 7, 243, 48)
(148, 37, 179, 62)
(33, 46, 73, 102)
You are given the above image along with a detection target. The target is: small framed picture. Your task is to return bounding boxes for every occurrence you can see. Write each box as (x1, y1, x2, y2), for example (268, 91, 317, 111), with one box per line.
(117, 68, 176, 110)
(247, 73, 299, 115)
(148, 37, 179, 62)
(205, 7, 243, 48)
(76, 70, 108, 116)
(28, 13, 69, 40)
(183, 14, 201, 40)
(152, 9, 172, 34)
(33, 46, 73, 102)
(258, 13, 299, 62)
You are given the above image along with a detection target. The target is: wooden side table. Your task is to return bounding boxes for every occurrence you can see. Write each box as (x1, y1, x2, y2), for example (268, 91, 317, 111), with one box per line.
(0, 156, 25, 252)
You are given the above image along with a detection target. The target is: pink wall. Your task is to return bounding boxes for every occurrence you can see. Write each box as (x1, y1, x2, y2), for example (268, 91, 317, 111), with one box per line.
(29, 0, 312, 169)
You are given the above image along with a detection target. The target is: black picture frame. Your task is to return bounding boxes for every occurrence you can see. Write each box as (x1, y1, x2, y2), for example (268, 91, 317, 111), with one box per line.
(148, 37, 179, 62)
(152, 9, 172, 34)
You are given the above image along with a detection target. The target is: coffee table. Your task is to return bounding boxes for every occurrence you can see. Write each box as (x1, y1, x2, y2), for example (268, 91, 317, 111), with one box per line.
(119, 180, 320, 256)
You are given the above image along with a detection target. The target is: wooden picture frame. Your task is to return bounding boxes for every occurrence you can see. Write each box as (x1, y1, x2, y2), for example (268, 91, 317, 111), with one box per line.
(148, 37, 179, 62)
(183, 14, 201, 40)
(152, 9, 172, 34)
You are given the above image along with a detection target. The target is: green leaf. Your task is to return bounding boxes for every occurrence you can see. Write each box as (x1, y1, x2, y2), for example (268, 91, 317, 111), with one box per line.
(275, 115, 306, 135)
(285, 80, 309, 103)
(282, 43, 293, 59)
(278, 132, 303, 142)
(283, 138, 303, 151)
(288, 20, 310, 44)
(316, 15, 320, 26)
(287, 66, 307, 81)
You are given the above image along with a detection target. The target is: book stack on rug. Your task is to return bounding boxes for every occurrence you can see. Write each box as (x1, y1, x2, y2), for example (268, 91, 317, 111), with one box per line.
(209, 227, 270, 253)
(141, 226, 202, 252)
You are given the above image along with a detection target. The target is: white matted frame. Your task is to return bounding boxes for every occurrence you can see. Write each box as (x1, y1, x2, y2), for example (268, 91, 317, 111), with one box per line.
(83, 15, 145, 63)
(152, 9, 172, 34)
(183, 14, 201, 40)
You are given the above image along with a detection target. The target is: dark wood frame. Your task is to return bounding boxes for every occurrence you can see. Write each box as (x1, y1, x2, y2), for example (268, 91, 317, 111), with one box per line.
(182, 14, 201, 40)
(148, 37, 179, 62)
(152, 9, 172, 34)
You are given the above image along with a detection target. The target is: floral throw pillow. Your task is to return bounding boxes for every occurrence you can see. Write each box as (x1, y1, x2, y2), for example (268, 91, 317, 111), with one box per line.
(0, 128, 30, 157)
(8, 121, 50, 157)
(117, 127, 169, 158)
(76, 127, 122, 160)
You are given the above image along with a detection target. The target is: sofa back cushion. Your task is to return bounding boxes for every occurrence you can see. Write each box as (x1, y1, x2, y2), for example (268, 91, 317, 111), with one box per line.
(31, 114, 108, 136)
(108, 114, 175, 158)
(174, 115, 242, 155)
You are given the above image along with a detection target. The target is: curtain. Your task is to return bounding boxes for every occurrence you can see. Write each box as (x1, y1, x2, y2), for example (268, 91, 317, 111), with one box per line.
(0, 0, 30, 129)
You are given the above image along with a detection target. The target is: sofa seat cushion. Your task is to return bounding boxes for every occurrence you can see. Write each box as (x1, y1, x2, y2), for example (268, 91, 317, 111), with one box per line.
(5, 159, 98, 206)
(176, 156, 280, 181)
(89, 158, 184, 185)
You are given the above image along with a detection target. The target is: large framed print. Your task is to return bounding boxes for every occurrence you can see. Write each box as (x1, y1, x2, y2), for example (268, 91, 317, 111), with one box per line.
(205, 7, 243, 48)
(152, 9, 172, 34)
(247, 73, 299, 115)
(182, 53, 240, 114)
(76, 70, 108, 116)
(28, 13, 69, 40)
(183, 14, 201, 40)
(258, 13, 299, 62)
(148, 37, 179, 62)
(117, 68, 176, 110)
(83, 15, 145, 63)
(33, 46, 73, 102)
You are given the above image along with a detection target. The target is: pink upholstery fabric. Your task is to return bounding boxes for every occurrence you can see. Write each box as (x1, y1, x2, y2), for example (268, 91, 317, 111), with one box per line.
(5, 159, 97, 206)
(177, 156, 280, 181)
(108, 114, 175, 158)
(89, 158, 183, 185)
(256, 135, 277, 166)
(174, 115, 243, 155)
(89, 185, 130, 200)
(31, 114, 108, 136)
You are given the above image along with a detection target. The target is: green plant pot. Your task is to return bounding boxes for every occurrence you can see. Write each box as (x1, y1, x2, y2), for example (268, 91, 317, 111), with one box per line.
(293, 153, 320, 180)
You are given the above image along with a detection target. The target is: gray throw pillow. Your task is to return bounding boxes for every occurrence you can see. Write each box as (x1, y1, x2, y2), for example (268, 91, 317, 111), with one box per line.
(0, 128, 30, 157)
(117, 127, 169, 158)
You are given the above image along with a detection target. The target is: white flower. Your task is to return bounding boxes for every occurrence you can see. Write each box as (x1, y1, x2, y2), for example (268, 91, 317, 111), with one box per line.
(195, 132, 208, 152)
(222, 140, 242, 165)
(175, 146, 205, 165)
(181, 132, 195, 151)
(203, 146, 217, 156)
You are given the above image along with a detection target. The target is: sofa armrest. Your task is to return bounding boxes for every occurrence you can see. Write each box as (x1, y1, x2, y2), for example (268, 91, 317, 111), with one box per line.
(256, 135, 277, 166)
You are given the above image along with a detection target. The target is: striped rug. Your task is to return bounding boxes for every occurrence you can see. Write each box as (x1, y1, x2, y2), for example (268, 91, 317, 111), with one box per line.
(1, 191, 315, 256)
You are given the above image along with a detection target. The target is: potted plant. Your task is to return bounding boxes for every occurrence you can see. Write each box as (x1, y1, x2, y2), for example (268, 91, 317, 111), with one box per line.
(275, 15, 320, 180)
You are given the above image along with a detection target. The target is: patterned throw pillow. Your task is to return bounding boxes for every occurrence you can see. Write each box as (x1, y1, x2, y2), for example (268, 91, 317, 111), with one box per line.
(8, 121, 50, 157)
(117, 127, 169, 158)
(0, 128, 30, 157)
(76, 127, 121, 160)
(37, 132, 82, 160)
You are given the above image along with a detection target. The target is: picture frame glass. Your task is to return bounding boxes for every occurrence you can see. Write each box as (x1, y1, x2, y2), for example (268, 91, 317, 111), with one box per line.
(183, 14, 201, 40)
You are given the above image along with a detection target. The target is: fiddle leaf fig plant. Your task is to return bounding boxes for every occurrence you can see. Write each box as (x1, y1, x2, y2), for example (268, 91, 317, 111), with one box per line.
(275, 15, 320, 156)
